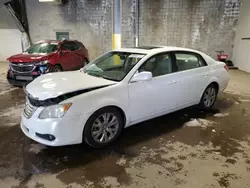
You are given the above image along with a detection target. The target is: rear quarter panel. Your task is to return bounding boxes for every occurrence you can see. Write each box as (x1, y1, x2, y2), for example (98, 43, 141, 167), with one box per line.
(208, 61, 229, 92)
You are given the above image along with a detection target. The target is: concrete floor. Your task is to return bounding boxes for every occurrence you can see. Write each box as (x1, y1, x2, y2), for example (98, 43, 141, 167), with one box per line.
(0, 61, 250, 188)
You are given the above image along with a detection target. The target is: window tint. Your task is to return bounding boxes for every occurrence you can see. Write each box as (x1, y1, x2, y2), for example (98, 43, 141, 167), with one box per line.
(175, 53, 206, 71)
(61, 42, 79, 51)
(76, 41, 85, 48)
(83, 52, 144, 81)
(139, 53, 173, 77)
(70, 42, 80, 51)
(61, 42, 71, 51)
(26, 43, 58, 54)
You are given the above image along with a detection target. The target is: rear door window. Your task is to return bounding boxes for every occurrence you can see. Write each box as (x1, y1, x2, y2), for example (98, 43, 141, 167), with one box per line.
(69, 42, 80, 51)
(175, 52, 207, 72)
(61, 42, 72, 51)
(62, 42, 79, 51)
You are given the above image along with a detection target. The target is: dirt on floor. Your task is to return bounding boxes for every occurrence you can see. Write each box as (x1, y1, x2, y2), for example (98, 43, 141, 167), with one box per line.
(0, 62, 250, 188)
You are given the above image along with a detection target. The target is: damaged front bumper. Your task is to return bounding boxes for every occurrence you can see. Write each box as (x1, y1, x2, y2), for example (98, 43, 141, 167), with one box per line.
(7, 63, 50, 86)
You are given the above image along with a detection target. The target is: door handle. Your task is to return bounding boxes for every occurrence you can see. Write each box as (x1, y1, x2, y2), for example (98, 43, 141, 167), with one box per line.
(168, 80, 177, 85)
(202, 73, 208, 77)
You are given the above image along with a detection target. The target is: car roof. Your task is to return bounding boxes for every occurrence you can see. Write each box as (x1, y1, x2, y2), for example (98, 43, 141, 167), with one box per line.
(115, 46, 205, 55)
(114, 46, 215, 65)
(35, 39, 80, 44)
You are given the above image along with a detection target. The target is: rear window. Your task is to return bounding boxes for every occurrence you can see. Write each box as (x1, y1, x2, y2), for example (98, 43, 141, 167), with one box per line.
(76, 41, 85, 48)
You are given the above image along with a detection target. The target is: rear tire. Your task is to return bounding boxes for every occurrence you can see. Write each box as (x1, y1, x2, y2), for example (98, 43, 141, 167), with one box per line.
(83, 107, 124, 148)
(199, 84, 218, 109)
(225, 60, 233, 67)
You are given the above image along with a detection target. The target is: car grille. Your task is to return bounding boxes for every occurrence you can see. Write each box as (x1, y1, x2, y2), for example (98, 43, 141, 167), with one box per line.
(23, 98, 37, 119)
(10, 62, 35, 73)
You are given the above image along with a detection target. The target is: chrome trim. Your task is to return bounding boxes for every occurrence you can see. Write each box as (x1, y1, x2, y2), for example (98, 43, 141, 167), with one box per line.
(23, 98, 37, 119)
(10, 62, 36, 73)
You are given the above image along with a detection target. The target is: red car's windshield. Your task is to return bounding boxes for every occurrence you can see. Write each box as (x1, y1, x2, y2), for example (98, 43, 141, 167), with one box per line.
(25, 42, 59, 54)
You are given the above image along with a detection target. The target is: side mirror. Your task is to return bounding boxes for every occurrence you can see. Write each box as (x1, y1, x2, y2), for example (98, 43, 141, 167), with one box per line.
(130, 71, 152, 83)
(60, 50, 70, 54)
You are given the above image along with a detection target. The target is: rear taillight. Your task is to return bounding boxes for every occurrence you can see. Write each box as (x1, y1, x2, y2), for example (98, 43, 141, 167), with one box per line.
(224, 65, 229, 72)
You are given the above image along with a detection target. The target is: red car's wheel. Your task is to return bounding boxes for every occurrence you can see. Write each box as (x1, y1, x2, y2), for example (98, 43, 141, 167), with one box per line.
(51, 65, 62, 72)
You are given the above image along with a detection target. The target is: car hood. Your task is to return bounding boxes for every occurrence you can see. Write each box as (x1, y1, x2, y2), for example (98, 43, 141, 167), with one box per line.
(26, 71, 117, 100)
(8, 53, 55, 63)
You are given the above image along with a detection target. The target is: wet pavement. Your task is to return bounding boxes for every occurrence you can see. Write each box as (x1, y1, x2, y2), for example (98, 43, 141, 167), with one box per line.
(0, 66, 250, 188)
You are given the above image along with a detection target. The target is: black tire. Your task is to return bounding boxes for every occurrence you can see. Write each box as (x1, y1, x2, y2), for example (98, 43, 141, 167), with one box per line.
(83, 107, 124, 148)
(225, 60, 233, 67)
(81, 58, 89, 68)
(50, 64, 62, 72)
(199, 83, 218, 109)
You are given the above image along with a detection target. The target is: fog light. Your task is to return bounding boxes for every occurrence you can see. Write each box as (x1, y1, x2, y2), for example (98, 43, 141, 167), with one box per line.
(36, 133, 55, 141)
(48, 135, 55, 141)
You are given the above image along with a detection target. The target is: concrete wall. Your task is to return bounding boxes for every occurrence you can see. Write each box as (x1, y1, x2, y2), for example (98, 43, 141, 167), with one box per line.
(76, 0, 112, 59)
(232, 0, 250, 73)
(0, 4, 22, 61)
(26, 0, 112, 60)
(139, 0, 240, 59)
(25, 0, 240, 60)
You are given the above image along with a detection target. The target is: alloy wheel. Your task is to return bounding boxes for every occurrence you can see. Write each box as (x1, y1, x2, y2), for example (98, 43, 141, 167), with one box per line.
(91, 113, 119, 143)
(203, 87, 216, 107)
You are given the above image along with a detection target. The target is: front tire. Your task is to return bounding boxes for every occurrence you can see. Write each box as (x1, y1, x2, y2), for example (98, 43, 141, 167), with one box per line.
(50, 64, 62, 72)
(199, 84, 218, 109)
(83, 107, 124, 148)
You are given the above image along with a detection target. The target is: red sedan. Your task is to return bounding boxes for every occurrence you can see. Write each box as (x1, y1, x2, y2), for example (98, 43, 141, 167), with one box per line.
(7, 40, 89, 86)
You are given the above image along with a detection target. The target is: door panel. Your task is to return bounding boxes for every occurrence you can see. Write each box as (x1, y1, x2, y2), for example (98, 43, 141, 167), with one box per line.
(69, 42, 84, 69)
(128, 74, 178, 122)
(174, 67, 210, 107)
(128, 52, 178, 122)
(173, 52, 211, 107)
(57, 42, 74, 70)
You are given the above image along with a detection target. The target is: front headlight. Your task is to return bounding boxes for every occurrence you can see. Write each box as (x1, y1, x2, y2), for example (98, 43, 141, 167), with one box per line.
(39, 103, 72, 119)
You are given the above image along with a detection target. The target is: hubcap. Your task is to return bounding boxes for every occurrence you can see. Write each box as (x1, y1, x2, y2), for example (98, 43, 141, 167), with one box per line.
(91, 113, 119, 143)
(203, 87, 216, 107)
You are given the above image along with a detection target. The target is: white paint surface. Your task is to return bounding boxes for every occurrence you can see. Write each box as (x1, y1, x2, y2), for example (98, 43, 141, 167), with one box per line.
(22, 48, 229, 146)
(0, 29, 22, 61)
(232, 0, 250, 73)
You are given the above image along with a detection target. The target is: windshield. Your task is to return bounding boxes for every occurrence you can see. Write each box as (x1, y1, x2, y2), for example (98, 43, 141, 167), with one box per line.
(83, 52, 145, 81)
(25, 42, 59, 54)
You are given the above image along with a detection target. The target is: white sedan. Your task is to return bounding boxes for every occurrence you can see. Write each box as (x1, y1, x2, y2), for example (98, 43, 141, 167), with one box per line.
(21, 46, 229, 147)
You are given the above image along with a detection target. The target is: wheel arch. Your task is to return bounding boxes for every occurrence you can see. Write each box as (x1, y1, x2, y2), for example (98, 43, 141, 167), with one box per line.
(82, 105, 127, 146)
(84, 105, 127, 129)
(200, 80, 220, 100)
(209, 81, 219, 93)
(49, 63, 63, 72)
(55, 63, 63, 70)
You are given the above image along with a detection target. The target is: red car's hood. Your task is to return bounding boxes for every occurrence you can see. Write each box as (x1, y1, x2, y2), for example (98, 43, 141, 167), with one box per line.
(8, 53, 55, 63)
